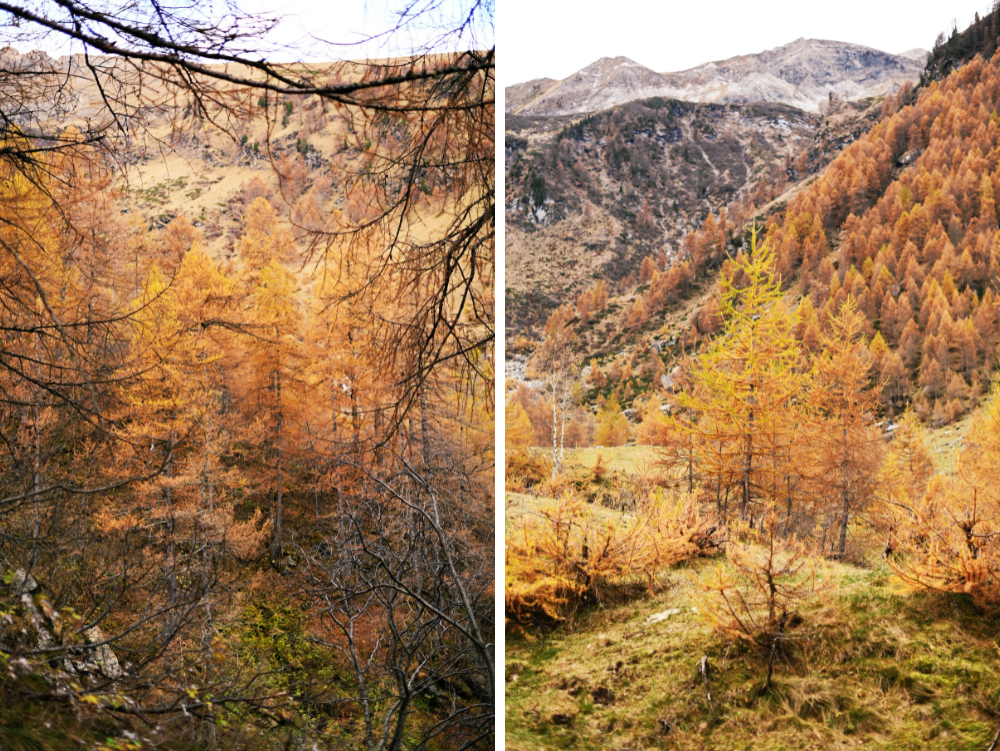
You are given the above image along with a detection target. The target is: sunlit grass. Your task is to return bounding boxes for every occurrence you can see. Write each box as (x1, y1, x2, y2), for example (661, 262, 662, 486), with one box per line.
(506, 557, 1000, 750)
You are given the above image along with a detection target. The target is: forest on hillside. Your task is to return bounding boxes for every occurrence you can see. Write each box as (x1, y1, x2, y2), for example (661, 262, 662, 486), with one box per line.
(506, 14, 1000, 749)
(512, 12, 1000, 453)
(0, 2, 495, 750)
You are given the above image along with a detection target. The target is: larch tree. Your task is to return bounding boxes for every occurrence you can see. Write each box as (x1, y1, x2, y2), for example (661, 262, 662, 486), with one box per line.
(242, 257, 303, 565)
(677, 228, 805, 521)
(804, 298, 886, 557)
(0, 0, 495, 744)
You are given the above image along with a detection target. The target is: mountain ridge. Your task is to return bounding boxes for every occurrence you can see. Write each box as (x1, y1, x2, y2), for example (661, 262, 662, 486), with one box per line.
(507, 38, 926, 116)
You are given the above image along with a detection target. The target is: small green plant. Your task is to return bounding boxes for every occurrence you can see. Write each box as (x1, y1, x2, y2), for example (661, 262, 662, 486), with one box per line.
(530, 174, 547, 206)
(240, 134, 248, 145)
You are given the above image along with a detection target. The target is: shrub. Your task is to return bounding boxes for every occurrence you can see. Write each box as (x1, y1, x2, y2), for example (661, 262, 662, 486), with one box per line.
(506, 491, 720, 630)
(888, 390, 1000, 610)
(505, 450, 551, 488)
(695, 505, 825, 692)
(595, 396, 631, 446)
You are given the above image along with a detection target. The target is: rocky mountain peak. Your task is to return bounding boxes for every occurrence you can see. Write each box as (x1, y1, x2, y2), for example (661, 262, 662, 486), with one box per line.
(507, 38, 925, 116)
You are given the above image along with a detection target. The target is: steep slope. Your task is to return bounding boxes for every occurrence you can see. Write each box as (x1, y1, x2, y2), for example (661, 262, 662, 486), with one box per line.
(505, 95, 885, 337)
(0, 47, 447, 265)
(507, 57, 674, 117)
(508, 39, 924, 116)
(545, 49, 1000, 432)
(925, 5, 1000, 81)
(506, 77, 561, 112)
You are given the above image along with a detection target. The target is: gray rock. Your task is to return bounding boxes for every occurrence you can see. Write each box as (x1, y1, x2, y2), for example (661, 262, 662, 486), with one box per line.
(63, 626, 122, 680)
(10, 569, 38, 596)
(80, 626, 122, 679)
(507, 40, 925, 116)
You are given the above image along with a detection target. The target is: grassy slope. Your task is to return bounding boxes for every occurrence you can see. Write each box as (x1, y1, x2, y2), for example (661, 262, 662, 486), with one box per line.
(506, 438, 1000, 750)
(506, 557, 1000, 751)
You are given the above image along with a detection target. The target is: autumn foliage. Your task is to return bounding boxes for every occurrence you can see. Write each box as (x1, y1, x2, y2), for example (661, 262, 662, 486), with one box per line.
(889, 390, 1000, 609)
(0, 91, 495, 747)
(505, 491, 720, 629)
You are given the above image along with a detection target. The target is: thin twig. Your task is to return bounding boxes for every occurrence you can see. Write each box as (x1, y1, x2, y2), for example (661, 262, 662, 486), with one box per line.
(985, 724, 1000, 751)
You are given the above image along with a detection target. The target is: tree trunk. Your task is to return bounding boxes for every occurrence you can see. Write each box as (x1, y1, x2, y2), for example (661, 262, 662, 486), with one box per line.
(31, 406, 41, 570)
(559, 388, 567, 468)
(838, 491, 850, 557)
(273, 325, 284, 565)
(551, 382, 559, 478)
(420, 380, 431, 467)
(838, 425, 850, 557)
(742, 434, 752, 520)
(687, 431, 694, 494)
(742, 385, 755, 520)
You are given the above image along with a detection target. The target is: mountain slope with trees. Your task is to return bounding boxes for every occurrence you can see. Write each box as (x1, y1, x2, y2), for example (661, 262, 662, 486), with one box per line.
(505, 92, 888, 337)
(506, 13, 1000, 751)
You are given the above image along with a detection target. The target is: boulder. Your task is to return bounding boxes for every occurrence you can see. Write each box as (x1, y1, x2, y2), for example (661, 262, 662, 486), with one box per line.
(76, 627, 122, 679)
(10, 569, 39, 596)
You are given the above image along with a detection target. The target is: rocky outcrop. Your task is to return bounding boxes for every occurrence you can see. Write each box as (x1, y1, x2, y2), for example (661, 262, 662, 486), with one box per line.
(4, 569, 122, 681)
(507, 39, 926, 116)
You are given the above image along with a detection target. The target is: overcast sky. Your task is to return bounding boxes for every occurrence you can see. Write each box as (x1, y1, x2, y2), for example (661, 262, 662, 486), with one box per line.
(501, 0, 991, 87)
(14, 0, 493, 62)
(242, 0, 494, 61)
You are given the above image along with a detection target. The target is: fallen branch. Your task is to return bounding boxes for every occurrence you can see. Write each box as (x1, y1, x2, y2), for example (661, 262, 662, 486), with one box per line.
(986, 724, 1000, 751)
(698, 655, 718, 722)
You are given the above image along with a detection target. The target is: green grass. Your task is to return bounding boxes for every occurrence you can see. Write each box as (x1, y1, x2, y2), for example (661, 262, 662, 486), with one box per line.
(506, 558, 1000, 750)
(558, 445, 663, 477)
(924, 414, 972, 476)
(506, 490, 629, 533)
(507, 417, 991, 749)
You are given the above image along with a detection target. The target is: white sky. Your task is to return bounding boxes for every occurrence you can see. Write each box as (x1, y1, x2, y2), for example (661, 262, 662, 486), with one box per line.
(10, 0, 493, 62)
(501, 0, 991, 86)
(242, 0, 494, 61)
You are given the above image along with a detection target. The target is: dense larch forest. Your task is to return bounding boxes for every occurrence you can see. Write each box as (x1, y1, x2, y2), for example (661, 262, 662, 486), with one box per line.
(0, 3, 495, 750)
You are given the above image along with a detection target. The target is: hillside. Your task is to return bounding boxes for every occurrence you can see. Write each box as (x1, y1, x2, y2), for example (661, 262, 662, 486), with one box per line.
(0, 48, 470, 265)
(506, 16, 1000, 751)
(507, 39, 924, 116)
(514, 27, 1000, 431)
(505, 93, 886, 337)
